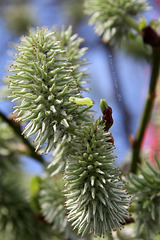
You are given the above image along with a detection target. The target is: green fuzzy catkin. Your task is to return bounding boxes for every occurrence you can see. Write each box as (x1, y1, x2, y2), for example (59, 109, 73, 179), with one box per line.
(127, 155, 160, 239)
(48, 135, 70, 176)
(0, 173, 50, 240)
(8, 26, 90, 153)
(53, 25, 89, 92)
(84, 0, 150, 43)
(39, 176, 69, 236)
(64, 118, 130, 237)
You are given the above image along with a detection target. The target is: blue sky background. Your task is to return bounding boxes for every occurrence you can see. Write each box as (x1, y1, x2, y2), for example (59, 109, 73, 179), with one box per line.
(0, 0, 159, 175)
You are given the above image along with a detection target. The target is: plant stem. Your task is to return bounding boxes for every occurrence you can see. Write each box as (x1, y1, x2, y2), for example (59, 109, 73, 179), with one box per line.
(131, 47, 160, 173)
(0, 111, 45, 165)
(124, 15, 140, 33)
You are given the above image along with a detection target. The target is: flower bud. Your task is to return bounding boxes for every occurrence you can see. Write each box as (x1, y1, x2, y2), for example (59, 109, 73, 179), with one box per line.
(102, 106, 113, 131)
(142, 26, 160, 47)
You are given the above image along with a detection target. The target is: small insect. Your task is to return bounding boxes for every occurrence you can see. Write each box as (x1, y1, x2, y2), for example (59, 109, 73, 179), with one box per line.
(69, 97, 94, 107)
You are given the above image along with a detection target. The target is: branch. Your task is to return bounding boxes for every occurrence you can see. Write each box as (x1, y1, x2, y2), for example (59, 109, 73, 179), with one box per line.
(104, 44, 132, 142)
(0, 111, 45, 165)
(124, 15, 140, 33)
(131, 47, 160, 173)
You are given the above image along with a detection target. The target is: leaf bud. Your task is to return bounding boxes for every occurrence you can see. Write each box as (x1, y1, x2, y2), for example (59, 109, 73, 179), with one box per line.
(142, 26, 160, 47)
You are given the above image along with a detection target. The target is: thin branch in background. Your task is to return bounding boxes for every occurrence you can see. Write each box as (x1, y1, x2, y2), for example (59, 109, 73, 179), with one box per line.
(104, 44, 132, 143)
(0, 111, 45, 165)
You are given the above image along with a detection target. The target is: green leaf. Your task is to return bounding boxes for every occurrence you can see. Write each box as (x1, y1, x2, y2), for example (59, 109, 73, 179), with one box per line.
(139, 17, 146, 30)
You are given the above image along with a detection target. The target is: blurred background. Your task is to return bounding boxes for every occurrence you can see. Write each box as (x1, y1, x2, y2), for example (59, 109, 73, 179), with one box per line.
(0, 0, 160, 175)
